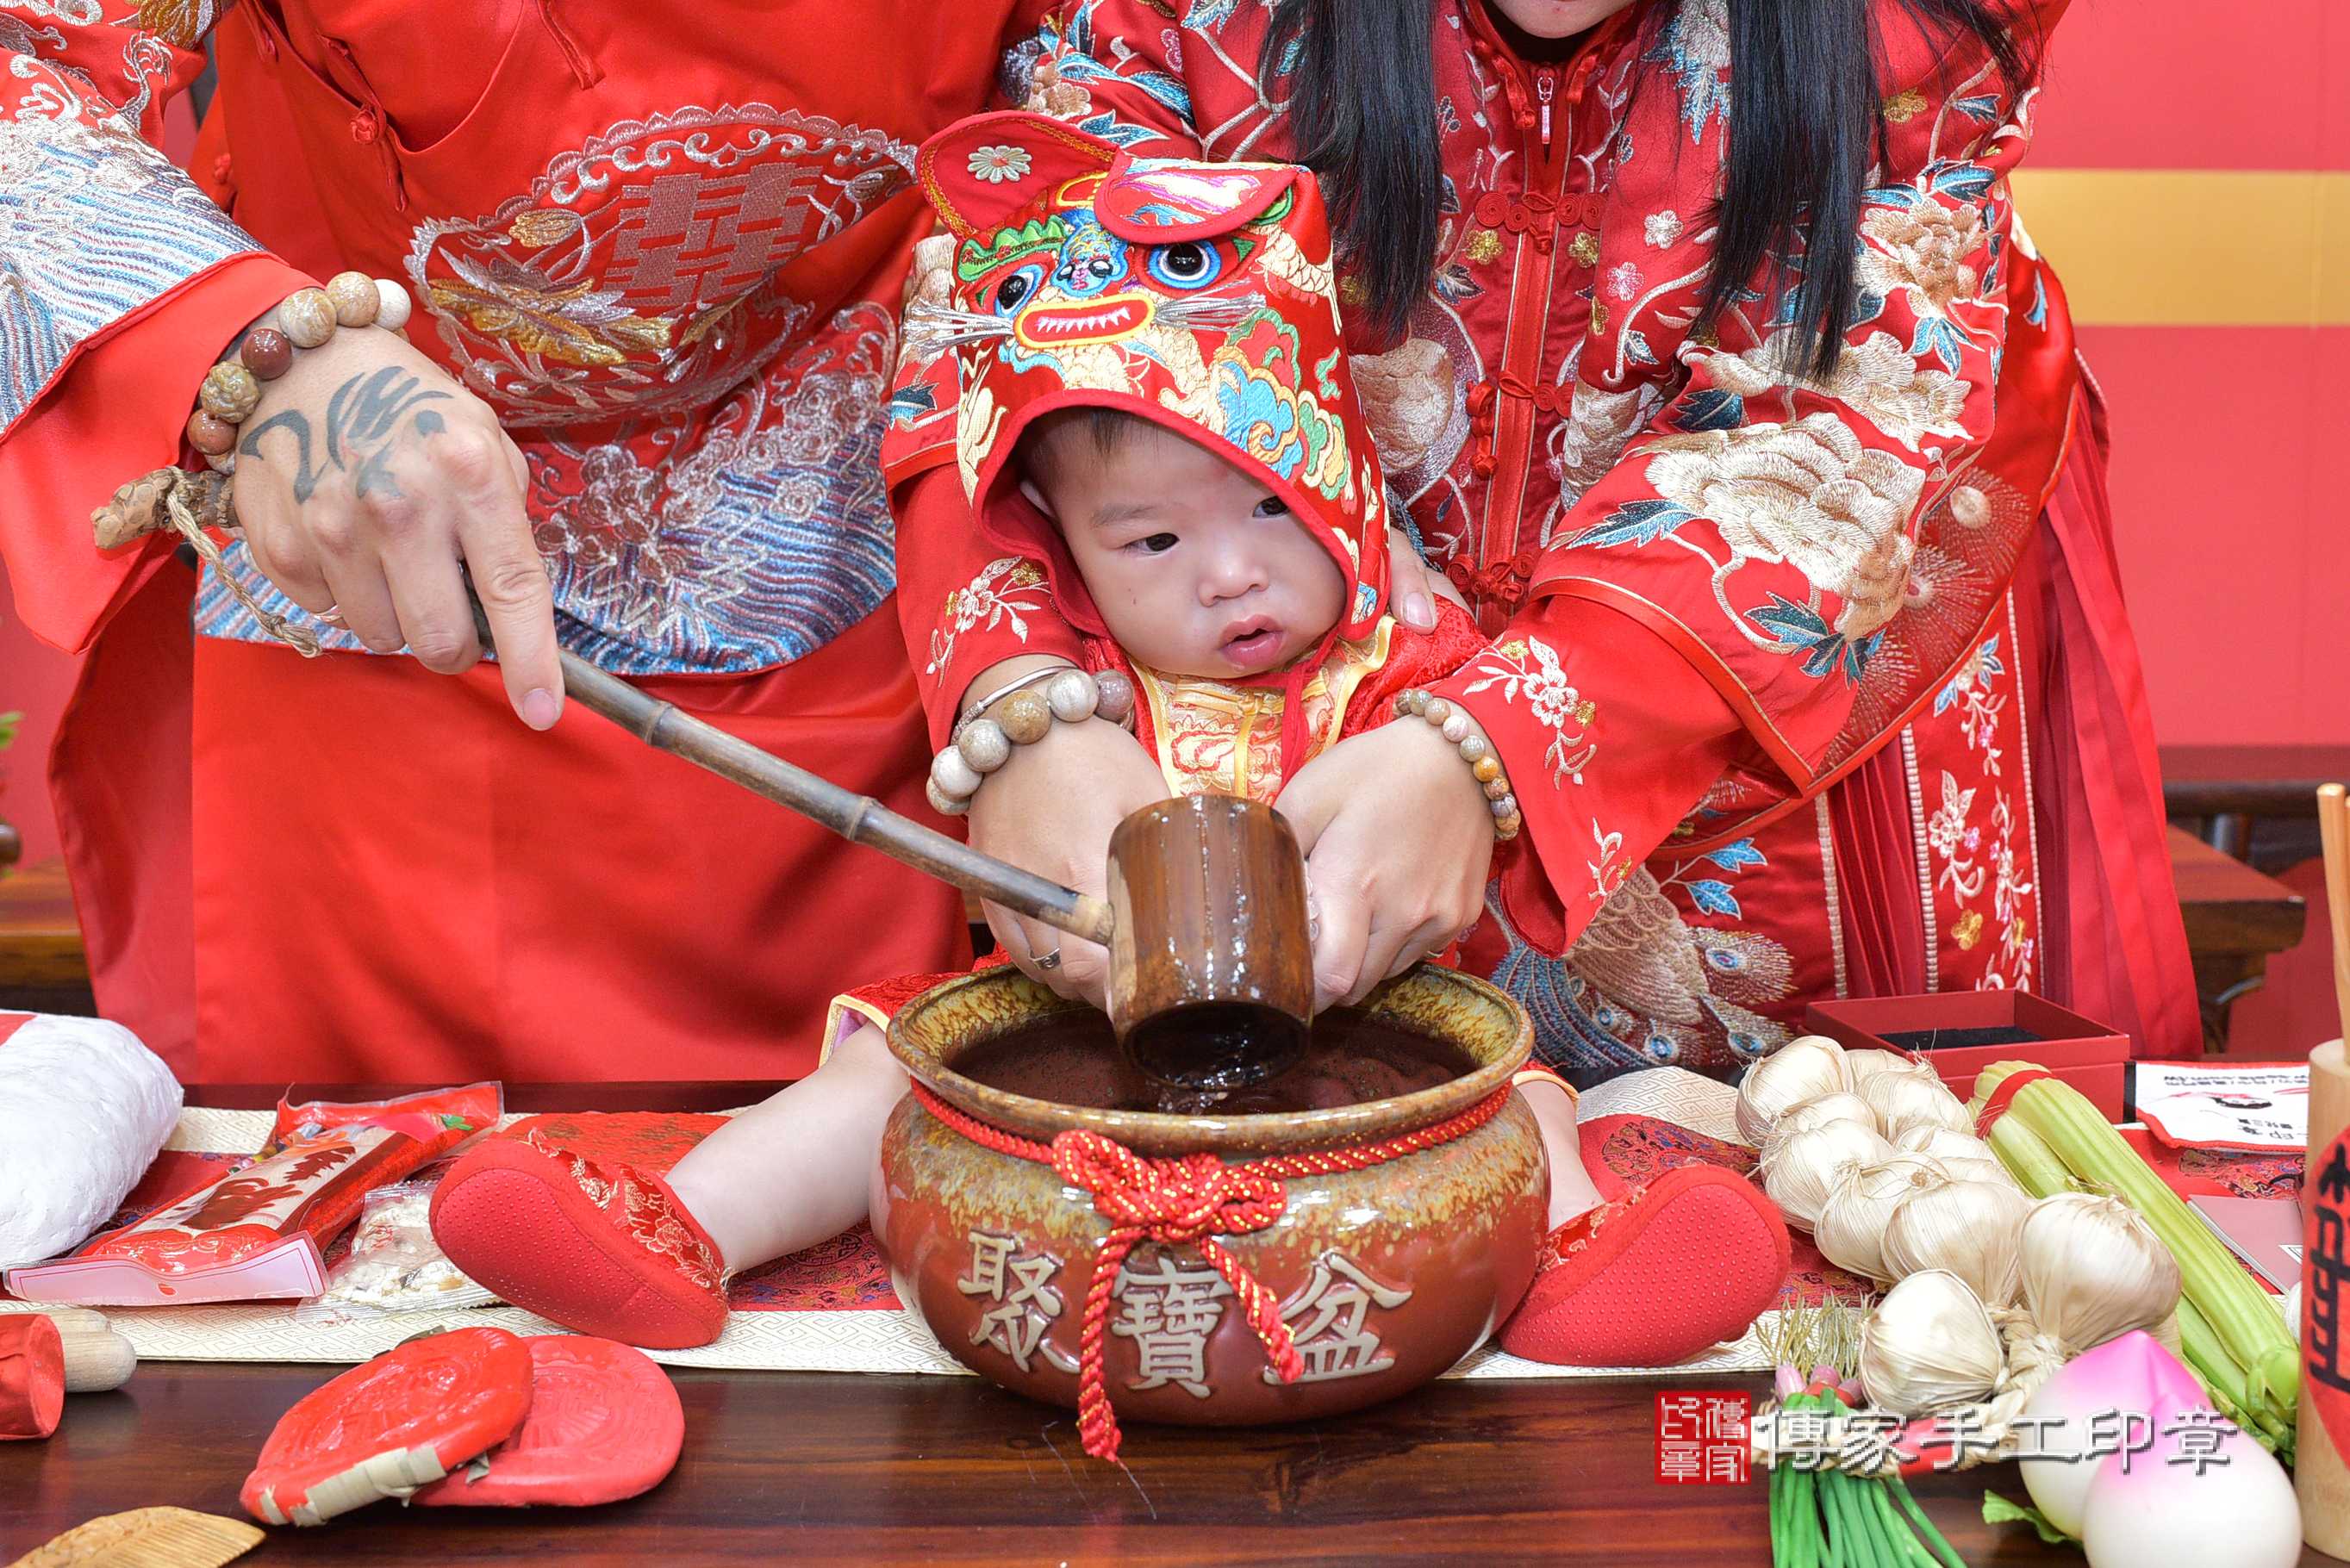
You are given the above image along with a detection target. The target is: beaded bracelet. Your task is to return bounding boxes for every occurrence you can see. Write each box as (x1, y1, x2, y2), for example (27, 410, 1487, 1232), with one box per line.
(184, 273, 415, 476)
(926, 666, 1138, 818)
(953, 662, 1082, 742)
(1394, 688, 1521, 842)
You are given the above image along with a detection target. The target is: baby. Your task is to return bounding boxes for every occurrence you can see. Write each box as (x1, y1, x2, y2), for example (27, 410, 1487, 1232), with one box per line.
(431, 113, 1787, 1371)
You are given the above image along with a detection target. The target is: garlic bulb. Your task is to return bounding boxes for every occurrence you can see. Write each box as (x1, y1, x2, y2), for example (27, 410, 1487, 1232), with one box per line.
(2020, 1193, 2182, 1354)
(1734, 1036, 1850, 1146)
(1847, 1048, 1929, 1086)
(1890, 1129, 2020, 1187)
(1761, 1120, 1895, 1229)
(1892, 1125, 1995, 1165)
(1937, 1155, 2018, 1190)
(1861, 1269, 2004, 1416)
(1764, 1092, 1879, 1152)
(1880, 1178, 2034, 1303)
(1814, 1154, 1948, 1285)
(1859, 1070, 1973, 1141)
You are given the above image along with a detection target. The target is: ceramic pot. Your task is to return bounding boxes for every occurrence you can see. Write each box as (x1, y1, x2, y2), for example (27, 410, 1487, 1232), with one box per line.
(874, 965, 1546, 1427)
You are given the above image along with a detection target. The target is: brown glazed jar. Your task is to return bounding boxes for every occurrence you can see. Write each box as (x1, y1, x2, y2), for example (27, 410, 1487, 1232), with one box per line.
(874, 965, 1547, 1428)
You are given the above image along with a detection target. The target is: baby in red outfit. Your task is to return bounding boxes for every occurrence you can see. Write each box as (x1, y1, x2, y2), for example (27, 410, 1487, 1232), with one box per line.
(430, 113, 1787, 1372)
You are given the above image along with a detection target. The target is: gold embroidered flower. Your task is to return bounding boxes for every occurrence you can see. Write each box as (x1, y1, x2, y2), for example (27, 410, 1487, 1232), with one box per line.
(1353, 337, 1456, 473)
(1882, 89, 1929, 124)
(1704, 329, 1971, 451)
(507, 208, 584, 249)
(1954, 910, 1985, 949)
(1644, 412, 1925, 636)
(1569, 230, 1602, 268)
(1022, 59, 1092, 119)
(955, 382, 1008, 499)
(427, 272, 672, 369)
(1857, 200, 1986, 320)
(137, 0, 215, 48)
(1465, 226, 1504, 264)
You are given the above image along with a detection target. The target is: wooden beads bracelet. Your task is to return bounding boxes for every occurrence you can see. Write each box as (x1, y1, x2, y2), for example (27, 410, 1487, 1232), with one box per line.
(1394, 689, 1522, 842)
(926, 665, 1139, 818)
(184, 272, 415, 476)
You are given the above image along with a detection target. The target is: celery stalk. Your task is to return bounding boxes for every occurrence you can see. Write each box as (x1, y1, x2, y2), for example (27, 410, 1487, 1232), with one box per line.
(1981, 1065, 2302, 1445)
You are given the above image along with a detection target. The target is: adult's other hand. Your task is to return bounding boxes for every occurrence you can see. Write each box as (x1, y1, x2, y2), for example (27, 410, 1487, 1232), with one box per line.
(230, 321, 561, 730)
(963, 673, 1168, 1009)
(1275, 716, 1495, 1011)
(1384, 526, 1465, 632)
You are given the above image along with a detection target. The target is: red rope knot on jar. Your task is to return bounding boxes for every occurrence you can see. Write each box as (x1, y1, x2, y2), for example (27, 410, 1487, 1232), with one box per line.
(1047, 1132, 1301, 1465)
(906, 1080, 1515, 1465)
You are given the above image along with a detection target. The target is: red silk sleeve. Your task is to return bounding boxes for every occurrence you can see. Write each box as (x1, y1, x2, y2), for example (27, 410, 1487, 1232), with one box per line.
(891, 466, 1088, 750)
(0, 254, 316, 653)
(1431, 597, 1743, 956)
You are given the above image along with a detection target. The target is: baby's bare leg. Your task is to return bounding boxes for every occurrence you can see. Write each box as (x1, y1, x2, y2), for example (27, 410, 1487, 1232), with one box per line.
(664, 1024, 907, 1273)
(1521, 1079, 1603, 1229)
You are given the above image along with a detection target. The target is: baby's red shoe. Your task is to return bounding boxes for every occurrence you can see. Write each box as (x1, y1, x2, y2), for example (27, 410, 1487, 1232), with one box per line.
(1499, 1164, 1790, 1367)
(430, 1131, 729, 1350)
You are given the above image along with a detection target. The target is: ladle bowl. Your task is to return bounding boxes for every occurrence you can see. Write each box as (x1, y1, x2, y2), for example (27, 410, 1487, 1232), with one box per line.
(872, 963, 1547, 1428)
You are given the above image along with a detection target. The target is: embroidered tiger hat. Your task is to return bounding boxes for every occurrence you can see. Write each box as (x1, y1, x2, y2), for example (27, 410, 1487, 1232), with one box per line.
(909, 109, 1391, 651)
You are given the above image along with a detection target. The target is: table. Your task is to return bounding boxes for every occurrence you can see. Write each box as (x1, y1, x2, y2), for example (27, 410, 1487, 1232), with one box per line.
(3, 1084, 2333, 1565)
(2163, 744, 2350, 866)
(20, 1363, 2285, 1567)
(2169, 824, 2310, 1052)
(0, 857, 92, 1017)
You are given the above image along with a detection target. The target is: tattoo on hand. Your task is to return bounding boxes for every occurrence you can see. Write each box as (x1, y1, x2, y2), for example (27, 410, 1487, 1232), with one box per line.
(240, 366, 452, 502)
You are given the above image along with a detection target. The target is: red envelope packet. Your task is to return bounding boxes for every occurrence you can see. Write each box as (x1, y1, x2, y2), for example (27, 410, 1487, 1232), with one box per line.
(6, 1084, 500, 1307)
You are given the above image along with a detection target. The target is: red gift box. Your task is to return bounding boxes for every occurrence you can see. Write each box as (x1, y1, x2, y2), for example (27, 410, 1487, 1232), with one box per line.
(1803, 992, 2130, 1122)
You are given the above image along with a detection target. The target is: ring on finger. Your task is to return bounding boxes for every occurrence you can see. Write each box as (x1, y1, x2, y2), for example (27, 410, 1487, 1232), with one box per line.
(316, 601, 346, 626)
(1036, 947, 1063, 972)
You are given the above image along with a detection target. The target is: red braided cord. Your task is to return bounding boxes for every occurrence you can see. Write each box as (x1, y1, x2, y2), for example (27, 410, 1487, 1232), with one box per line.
(907, 1081, 1513, 1463)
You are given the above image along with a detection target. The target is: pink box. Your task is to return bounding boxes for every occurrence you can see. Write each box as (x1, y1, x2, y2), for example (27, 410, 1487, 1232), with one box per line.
(1803, 992, 2131, 1122)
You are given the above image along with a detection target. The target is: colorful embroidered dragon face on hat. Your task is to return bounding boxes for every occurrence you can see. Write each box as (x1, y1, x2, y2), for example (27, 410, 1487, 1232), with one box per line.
(910, 111, 1388, 644)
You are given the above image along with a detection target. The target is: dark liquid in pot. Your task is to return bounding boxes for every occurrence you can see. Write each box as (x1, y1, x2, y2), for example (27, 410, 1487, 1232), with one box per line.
(949, 1008, 1481, 1114)
(1122, 1001, 1306, 1092)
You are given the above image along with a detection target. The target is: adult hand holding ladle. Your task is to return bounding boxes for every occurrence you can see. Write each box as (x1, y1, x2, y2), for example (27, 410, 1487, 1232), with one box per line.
(94, 473, 1315, 1090)
(500, 608, 1316, 1090)
(530, 630, 1315, 1089)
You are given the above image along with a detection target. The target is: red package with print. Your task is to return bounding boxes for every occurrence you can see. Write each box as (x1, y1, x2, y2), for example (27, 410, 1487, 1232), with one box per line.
(3, 1084, 500, 1307)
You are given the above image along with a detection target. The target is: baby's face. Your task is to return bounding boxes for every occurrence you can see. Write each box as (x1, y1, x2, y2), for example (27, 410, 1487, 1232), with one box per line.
(1025, 420, 1347, 681)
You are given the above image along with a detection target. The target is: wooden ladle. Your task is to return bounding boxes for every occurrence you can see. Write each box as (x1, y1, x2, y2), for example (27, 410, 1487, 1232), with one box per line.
(549, 646, 1314, 1087)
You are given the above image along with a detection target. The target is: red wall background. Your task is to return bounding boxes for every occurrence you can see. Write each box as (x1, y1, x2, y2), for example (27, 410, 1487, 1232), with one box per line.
(2023, 0, 2348, 751)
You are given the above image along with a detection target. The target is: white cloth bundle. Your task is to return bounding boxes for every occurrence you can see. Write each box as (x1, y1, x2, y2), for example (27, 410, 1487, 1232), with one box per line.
(0, 1013, 183, 1267)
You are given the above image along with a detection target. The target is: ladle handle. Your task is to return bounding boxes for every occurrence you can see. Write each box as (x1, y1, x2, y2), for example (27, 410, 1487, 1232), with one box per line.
(484, 603, 1116, 947)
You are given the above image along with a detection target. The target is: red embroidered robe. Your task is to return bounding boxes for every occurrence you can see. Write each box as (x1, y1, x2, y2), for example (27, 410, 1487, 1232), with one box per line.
(0, 1, 1050, 1079)
(889, 0, 2197, 1080)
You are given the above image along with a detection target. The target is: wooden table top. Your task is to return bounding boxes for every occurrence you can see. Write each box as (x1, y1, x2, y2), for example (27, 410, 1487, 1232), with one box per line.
(0, 858, 84, 989)
(2161, 744, 2350, 819)
(2166, 823, 2309, 956)
(14, 1362, 2255, 1567)
(5, 1084, 2337, 1564)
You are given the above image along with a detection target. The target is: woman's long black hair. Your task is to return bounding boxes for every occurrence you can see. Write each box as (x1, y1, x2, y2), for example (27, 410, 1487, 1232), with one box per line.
(1262, 0, 2031, 375)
